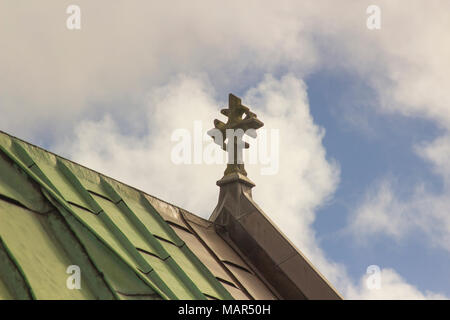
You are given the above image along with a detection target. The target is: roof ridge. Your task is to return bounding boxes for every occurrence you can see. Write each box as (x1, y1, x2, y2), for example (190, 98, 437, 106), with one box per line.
(0, 130, 208, 223)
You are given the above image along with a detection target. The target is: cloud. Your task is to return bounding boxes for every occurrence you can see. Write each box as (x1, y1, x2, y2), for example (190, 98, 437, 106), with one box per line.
(349, 136, 450, 252)
(349, 179, 411, 240)
(347, 268, 447, 300)
(2, 1, 449, 138)
(417, 135, 450, 184)
(0, 0, 319, 140)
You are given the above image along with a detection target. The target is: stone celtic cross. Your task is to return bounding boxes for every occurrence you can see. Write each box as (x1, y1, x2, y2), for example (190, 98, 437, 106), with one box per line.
(208, 94, 264, 177)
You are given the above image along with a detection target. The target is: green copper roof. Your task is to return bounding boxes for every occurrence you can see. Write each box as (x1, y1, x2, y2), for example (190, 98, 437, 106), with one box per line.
(0, 131, 234, 300)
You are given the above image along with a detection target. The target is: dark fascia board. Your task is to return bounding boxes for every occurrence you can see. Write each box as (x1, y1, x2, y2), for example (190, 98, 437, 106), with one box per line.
(210, 175, 343, 300)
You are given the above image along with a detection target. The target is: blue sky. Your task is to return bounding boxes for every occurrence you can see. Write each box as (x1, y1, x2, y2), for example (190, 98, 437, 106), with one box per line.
(1, 1, 449, 299)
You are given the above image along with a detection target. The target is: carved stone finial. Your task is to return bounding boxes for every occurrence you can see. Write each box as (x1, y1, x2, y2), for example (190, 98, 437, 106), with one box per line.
(208, 94, 264, 177)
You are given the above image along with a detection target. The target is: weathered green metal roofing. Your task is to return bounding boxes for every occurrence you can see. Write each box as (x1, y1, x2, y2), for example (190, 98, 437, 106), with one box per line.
(0, 131, 243, 300)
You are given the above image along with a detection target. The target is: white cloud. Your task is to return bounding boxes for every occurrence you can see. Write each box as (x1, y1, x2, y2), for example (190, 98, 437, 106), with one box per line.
(417, 135, 450, 184)
(349, 179, 411, 241)
(350, 137, 450, 252)
(347, 268, 447, 300)
(0, 0, 319, 140)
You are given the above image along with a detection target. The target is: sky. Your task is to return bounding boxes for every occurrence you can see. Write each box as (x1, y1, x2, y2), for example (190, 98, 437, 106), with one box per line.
(1, 1, 449, 299)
